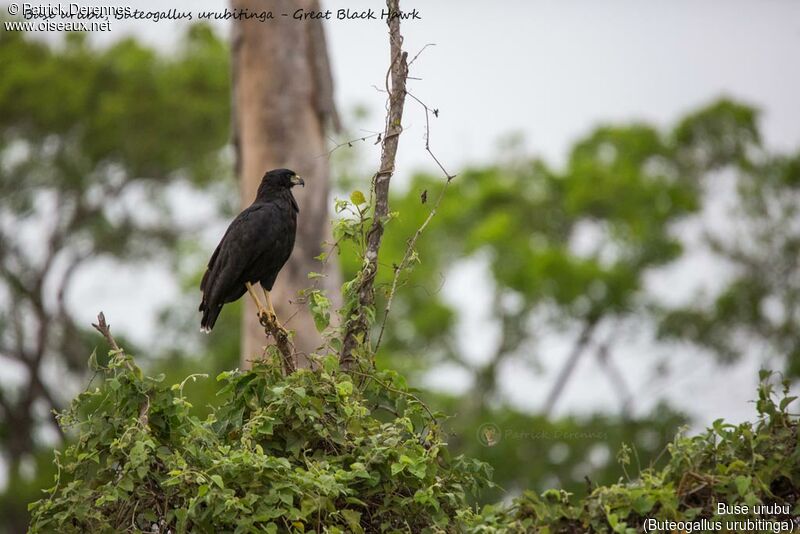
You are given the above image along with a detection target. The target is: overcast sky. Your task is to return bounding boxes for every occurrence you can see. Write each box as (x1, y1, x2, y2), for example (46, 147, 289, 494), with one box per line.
(57, 0, 800, 169)
(14, 0, 800, 426)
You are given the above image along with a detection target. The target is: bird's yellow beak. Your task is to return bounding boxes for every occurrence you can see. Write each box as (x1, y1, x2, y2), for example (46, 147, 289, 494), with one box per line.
(291, 174, 305, 187)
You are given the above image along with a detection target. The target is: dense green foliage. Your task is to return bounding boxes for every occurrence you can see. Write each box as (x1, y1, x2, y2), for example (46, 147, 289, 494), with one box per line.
(0, 25, 232, 530)
(29, 347, 800, 533)
(29, 346, 490, 533)
(462, 372, 799, 533)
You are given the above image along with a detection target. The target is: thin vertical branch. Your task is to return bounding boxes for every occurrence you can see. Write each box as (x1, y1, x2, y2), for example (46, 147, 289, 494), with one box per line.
(543, 318, 598, 416)
(374, 178, 451, 353)
(373, 91, 455, 352)
(340, 0, 409, 369)
(595, 337, 634, 417)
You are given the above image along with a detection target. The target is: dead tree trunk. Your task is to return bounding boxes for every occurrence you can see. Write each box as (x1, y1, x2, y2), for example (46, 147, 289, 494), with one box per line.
(231, 0, 341, 367)
(340, 0, 408, 369)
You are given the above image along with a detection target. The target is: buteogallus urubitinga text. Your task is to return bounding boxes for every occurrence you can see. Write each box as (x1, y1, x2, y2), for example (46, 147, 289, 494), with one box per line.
(199, 168, 304, 332)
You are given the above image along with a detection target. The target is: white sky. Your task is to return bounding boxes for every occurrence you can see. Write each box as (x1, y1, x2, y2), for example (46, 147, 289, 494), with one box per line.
(12, 0, 800, 427)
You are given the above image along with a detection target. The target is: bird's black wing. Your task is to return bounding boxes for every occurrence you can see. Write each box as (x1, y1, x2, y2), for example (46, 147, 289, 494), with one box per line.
(199, 202, 288, 331)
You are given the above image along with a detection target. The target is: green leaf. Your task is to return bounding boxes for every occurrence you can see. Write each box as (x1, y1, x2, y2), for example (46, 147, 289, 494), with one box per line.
(88, 349, 98, 371)
(350, 190, 366, 205)
(408, 461, 427, 479)
(118, 476, 134, 492)
(735, 475, 751, 496)
(340, 509, 363, 533)
(632, 494, 655, 515)
(216, 371, 231, 381)
(336, 380, 353, 398)
(779, 396, 797, 410)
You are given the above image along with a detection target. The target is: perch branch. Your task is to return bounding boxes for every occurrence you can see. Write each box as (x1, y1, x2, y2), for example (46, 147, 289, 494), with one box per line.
(258, 313, 297, 375)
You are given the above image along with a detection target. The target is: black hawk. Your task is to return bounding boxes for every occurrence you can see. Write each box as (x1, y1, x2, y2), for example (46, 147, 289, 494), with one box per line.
(199, 168, 304, 332)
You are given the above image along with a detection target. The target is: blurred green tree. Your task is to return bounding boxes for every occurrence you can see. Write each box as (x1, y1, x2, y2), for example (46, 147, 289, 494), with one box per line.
(357, 100, 781, 403)
(657, 104, 800, 374)
(0, 26, 230, 531)
(335, 99, 799, 500)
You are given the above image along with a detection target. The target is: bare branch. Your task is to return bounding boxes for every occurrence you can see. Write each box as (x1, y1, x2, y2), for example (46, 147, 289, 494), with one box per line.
(322, 132, 381, 159)
(374, 176, 452, 352)
(91, 312, 121, 353)
(373, 92, 455, 352)
(408, 43, 436, 68)
(406, 91, 455, 180)
(340, 0, 409, 369)
(595, 335, 634, 416)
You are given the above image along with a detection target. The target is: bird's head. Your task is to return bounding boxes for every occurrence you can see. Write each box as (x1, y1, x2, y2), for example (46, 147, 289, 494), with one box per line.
(259, 168, 305, 192)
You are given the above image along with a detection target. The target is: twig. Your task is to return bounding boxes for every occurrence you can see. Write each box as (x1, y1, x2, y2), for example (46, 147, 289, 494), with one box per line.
(350, 369, 437, 424)
(374, 177, 453, 352)
(374, 92, 455, 352)
(321, 132, 381, 159)
(91, 312, 149, 424)
(406, 91, 455, 180)
(92, 312, 137, 374)
(91, 312, 121, 354)
(408, 43, 435, 68)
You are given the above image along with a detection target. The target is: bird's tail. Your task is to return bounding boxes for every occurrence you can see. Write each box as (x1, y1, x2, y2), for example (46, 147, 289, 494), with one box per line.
(199, 301, 222, 334)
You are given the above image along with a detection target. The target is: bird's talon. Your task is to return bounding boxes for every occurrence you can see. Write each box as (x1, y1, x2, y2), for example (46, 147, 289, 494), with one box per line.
(257, 310, 280, 328)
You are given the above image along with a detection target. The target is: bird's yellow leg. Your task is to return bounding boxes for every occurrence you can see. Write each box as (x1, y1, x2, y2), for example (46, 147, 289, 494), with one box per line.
(245, 282, 269, 318)
(262, 286, 278, 323)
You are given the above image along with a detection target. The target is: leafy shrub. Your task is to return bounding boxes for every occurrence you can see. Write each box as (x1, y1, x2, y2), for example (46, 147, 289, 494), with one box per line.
(29, 347, 491, 533)
(461, 371, 800, 533)
(28, 340, 800, 533)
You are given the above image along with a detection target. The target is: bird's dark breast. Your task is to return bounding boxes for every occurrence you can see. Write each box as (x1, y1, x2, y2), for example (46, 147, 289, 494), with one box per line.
(239, 204, 297, 292)
(200, 187, 300, 331)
